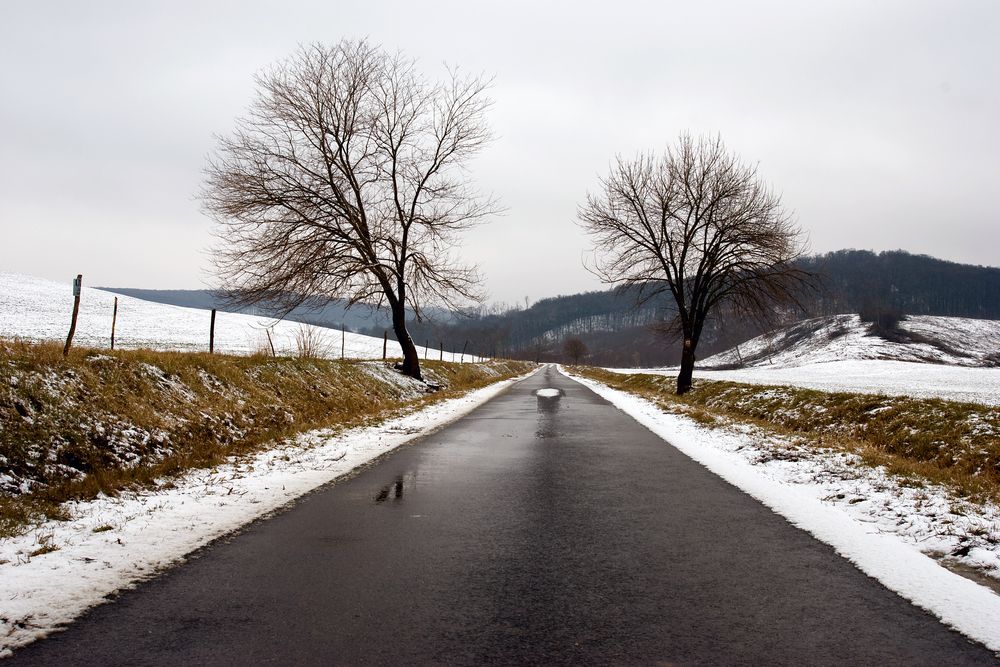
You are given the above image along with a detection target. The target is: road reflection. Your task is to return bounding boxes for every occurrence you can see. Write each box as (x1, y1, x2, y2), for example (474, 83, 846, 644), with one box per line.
(373, 473, 415, 503)
(535, 388, 563, 438)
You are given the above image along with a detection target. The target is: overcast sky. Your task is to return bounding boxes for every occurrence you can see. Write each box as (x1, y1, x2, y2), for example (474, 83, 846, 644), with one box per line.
(1, 1, 998, 305)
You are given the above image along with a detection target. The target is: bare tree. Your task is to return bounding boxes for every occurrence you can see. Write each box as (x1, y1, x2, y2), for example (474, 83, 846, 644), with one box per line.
(562, 336, 589, 365)
(579, 134, 812, 394)
(203, 40, 498, 380)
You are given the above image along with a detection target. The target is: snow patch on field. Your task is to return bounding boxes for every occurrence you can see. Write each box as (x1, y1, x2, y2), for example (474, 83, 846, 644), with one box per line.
(0, 369, 534, 655)
(608, 313, 1000, 404)
(0, 273, 478, 361)
(563, 366, 1000, 652)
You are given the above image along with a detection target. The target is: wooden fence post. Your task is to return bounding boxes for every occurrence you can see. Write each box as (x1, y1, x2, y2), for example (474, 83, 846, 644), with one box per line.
(209, 309, 217, 354)
(110, 296, 118, 350)
(382, 330, 388, 360)
(439, 340, 443, 361)
(424, 340, 428, 360)
(265, 328, 276, 357)
(460, 340, 469, 363)
(341, 326, 345, 360)
(63, 274, 82, 357)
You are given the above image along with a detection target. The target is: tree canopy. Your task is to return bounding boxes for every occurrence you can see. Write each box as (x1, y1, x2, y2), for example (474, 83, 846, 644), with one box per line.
(203, 40, 497, 379)
(579, 134, 811, 392)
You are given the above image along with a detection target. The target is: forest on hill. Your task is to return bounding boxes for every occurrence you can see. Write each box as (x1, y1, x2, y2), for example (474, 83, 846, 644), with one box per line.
(387, 250, 1000, 366)
(800, 250, 1000, 319)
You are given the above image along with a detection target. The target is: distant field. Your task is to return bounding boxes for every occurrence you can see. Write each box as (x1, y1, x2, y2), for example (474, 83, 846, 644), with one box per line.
(612, 313, 1000, 406)
(615, 361, 1000, 406)
(0, 274, 477, 361)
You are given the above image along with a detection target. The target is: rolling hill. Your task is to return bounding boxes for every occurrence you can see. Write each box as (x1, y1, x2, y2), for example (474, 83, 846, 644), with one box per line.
(620, 314, 1000, 405)
(701, 314, 1000, 369)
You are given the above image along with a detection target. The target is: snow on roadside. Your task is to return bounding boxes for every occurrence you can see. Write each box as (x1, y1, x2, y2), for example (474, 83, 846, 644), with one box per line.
(561, 366, 1000, 652)
(0, 369, 535, 656)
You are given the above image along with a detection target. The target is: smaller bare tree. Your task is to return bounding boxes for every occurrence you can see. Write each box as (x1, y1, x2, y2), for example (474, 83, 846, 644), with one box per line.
(579, 133, 813, 394)
(562, 336, 589, 365)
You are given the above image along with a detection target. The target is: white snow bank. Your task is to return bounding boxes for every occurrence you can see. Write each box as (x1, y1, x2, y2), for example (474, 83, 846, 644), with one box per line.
(563, 366, 1000, 652)
(0, 273, 479, 361)
(611, 359, 1000, 406)
(0, 368, 535, 655)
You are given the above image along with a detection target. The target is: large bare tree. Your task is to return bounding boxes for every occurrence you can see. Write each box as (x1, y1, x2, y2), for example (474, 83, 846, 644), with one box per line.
(203, 40, 497, 380)
(579, 134, 811, 394)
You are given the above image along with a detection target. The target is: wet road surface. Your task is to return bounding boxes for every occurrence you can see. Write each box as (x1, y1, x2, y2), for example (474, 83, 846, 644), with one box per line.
(12, 365, 998, 665)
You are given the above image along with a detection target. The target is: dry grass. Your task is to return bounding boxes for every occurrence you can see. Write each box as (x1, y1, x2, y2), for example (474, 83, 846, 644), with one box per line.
(576, 367, 1000, 502)
(0, 339, 532, 536)
(28, 542, 59, 558)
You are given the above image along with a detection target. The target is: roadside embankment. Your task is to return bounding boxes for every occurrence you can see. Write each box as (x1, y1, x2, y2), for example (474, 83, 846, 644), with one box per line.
(0, 339, 532, 537)
(576, 366, 1000, 502)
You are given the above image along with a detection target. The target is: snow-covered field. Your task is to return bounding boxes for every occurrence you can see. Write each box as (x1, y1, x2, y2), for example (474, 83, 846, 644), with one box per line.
(0, 273, 477, 361)
(0, 368, 534, 656)
(618, 360, 1000, 406)
(611, 314, 1000, 405)
(564, 366, 1000, 653)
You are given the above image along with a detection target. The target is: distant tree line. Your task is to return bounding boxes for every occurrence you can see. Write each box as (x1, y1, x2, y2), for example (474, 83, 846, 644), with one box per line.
(361, 287, 673, 362)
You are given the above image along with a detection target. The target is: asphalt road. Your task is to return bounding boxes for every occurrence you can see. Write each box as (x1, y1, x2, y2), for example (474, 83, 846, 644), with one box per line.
(12, 365, 998, 665)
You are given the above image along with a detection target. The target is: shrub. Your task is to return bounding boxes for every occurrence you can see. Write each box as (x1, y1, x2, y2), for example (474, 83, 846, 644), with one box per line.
(858, 305, 906, 337)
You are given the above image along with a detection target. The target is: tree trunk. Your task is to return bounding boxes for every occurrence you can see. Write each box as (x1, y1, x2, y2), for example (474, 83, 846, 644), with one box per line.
(391, 304, 422, 381)
(677, 337, 696, 395)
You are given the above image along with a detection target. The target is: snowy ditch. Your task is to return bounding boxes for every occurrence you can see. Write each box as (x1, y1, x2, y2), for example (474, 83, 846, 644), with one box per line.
(561, 365, 1000, 653)
(0, 369, 536, 656)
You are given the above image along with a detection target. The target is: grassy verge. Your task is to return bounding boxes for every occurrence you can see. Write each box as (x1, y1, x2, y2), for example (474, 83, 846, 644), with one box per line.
(0, 339, 533, 537)
(574, 367, 1000, 503)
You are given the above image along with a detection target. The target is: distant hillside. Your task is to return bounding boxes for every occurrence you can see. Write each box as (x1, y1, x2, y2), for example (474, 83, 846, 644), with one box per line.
(701, 314, 1000, 370)
(104, 250, 1000, 366)
(99, 288, 400, 332)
